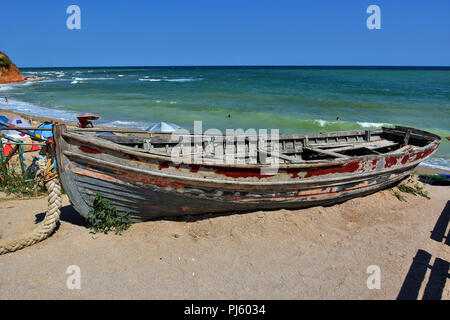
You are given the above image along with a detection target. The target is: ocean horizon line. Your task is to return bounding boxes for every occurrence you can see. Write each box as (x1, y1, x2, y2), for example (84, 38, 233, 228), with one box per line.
(19, 65, 450, 70)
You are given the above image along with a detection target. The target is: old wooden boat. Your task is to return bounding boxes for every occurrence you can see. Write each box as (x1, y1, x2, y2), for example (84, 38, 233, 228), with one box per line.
(53, 124, 441, 222)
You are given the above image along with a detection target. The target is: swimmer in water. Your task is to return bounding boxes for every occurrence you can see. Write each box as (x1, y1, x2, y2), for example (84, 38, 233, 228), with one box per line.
(4, 97, 8, 104)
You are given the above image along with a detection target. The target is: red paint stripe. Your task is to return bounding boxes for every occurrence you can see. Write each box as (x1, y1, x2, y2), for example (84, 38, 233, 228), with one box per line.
(401, 154, 410, 164)
(304, 161, 360, 178)
(158, 162, 169, 170)
(214, 167, 275, 179)
(189, 164, 200, 173)
(411, 146, 436, 162)
(285, 168, 301, 178)
(384, 156, 398, 168)
(79, 146, 102, 154)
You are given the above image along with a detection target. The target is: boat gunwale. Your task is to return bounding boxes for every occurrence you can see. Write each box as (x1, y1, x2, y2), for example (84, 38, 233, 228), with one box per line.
(62, 149, 420, 187)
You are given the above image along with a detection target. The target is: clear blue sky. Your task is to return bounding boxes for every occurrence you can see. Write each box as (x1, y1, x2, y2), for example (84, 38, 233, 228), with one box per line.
(1, 0, 449, 67)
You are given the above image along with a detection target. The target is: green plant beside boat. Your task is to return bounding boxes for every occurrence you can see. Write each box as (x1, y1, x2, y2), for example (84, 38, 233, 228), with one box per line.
(87, 193, 131, 235)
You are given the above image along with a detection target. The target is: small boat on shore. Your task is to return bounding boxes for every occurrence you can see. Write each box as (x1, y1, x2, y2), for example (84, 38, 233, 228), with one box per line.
(53, 124, 441, 222)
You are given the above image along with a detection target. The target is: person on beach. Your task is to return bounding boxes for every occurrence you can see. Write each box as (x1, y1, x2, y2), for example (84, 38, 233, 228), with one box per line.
(79, 119, 93, 128)
(4, 97, 8, 104)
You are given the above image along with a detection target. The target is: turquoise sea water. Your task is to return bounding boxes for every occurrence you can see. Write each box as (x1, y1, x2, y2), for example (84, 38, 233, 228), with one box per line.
(0, 67, 449, 170)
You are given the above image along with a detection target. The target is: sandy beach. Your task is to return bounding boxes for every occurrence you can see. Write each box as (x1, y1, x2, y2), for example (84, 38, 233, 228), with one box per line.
(0, 109, 449, 300)
(0, 174, 448, 299)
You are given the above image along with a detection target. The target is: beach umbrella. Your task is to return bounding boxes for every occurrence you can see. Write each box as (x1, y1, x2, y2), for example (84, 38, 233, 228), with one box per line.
(146, 121, 181, 133)
(35, 122, 53, 139)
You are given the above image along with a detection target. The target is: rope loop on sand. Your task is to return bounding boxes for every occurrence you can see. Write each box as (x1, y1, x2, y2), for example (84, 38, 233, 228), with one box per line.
(0, 158, 61, 255)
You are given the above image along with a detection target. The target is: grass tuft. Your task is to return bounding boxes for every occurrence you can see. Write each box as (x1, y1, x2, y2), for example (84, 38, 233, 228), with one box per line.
(0, 168, 46, 197)
(392, 190, 406, 202)
(87, 193, 131, 235)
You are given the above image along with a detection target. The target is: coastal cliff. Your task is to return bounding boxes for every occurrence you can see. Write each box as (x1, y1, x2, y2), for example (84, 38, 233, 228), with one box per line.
(0, 51, 24, 84)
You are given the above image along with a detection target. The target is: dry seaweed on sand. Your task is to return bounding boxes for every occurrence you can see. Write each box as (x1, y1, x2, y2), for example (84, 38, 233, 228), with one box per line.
(392, 176, 430, 201)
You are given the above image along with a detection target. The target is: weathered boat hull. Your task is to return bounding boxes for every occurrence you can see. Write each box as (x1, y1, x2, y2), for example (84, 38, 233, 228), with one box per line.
(53, 125, 440, 222)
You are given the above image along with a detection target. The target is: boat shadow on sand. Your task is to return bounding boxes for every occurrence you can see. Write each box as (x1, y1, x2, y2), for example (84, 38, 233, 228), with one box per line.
(397, 200, 450, 300)
(35, 204, 88, 228)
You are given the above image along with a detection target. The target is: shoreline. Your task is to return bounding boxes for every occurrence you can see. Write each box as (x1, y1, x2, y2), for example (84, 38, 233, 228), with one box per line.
(413, 167, 450, 175)
(0, 107, 73, 127)
(0, 78, 24, 85)
(0, 76, 42, 85)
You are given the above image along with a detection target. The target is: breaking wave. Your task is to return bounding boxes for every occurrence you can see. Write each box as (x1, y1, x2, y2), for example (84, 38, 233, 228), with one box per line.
(138, 78, 203, 82)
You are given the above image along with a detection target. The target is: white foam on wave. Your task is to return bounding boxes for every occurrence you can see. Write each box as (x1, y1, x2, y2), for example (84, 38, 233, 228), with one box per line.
(0, 81, 38, 92)
(110, 120, 139, 126)
(21, 70, 67, 80)
(25, 71, 67, 79)
(314, 119, 328, 127)
(313, 119, 392, 129)
(0, 98, 79, 122)
(1, 79, 66, 93)
(72, 77, 115, 81)
(71, 80, 86, 84)
(419, 158, 450, 172)
(357, 121, 389, 128)
(101, 120, 147, 130)
(166, 78, 202, 82)
(21, 71, 39, 75)
(0, 84, 14, 92)
(138, 78, 203, 82)
(0, 97, 149, 130)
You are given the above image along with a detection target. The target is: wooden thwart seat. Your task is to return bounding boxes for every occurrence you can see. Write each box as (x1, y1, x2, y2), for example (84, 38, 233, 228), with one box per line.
(303, 147, 349, 159)
(324, 140, 399, 153)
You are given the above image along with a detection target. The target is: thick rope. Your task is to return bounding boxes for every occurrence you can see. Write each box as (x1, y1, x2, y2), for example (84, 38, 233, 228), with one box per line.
(0, 158, 61, 255)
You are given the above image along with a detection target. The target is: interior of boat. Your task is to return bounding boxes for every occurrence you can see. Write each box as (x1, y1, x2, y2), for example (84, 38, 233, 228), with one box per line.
(73, 126, 436, 164)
